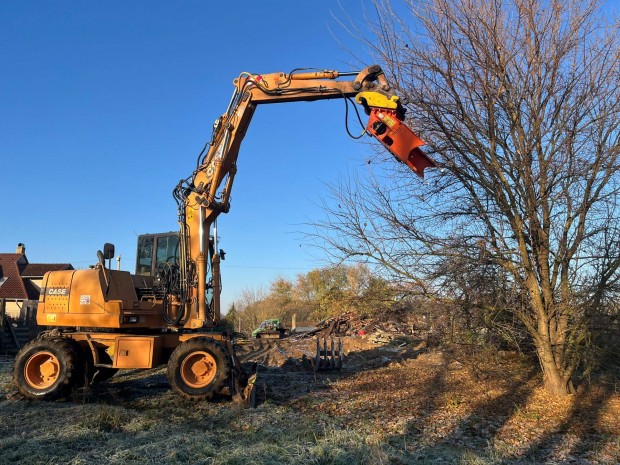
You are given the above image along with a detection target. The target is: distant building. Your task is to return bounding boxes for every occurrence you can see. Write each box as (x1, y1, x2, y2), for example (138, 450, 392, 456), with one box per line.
(0, 243, 73, 321)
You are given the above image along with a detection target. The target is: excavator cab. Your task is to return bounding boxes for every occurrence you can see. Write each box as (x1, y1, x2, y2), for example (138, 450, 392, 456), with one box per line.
(135, 232, 180, 277)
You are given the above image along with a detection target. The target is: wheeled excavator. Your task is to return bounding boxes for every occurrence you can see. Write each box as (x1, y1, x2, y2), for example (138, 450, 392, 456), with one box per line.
(13, 65, 435, 402)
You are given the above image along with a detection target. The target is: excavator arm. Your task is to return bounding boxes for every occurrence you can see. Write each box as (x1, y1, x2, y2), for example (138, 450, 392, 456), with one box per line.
(170, 65, 435, 329)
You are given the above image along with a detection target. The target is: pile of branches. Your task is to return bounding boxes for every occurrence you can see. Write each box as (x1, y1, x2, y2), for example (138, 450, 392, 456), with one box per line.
(297, 311, 419, 340)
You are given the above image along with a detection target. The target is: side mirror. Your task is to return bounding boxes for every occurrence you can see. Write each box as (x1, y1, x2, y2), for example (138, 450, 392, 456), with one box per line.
(103, 243, 115, 260)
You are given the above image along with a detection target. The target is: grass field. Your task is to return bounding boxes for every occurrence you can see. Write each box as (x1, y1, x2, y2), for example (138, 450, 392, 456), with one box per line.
(1, 339, 618, 464)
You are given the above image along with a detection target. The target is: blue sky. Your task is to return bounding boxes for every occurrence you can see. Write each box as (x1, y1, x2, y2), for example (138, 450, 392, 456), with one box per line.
(0, 1, 391, 312)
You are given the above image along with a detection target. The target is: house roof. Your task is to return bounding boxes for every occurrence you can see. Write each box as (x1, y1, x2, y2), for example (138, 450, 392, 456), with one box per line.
(0, 254, 29, 299)
(0, 253, 73, 300)
(22, 263, 73, 277)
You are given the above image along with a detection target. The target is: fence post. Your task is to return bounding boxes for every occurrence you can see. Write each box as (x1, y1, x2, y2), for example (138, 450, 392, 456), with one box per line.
(0, 299, 5, 353)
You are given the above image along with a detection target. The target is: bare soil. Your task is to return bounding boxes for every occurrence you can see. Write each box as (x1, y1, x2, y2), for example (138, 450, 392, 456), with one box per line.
(0, 337, 618, 464)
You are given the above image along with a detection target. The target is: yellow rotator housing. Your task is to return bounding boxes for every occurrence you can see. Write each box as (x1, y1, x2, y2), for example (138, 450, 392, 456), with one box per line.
(355, 91, 400, 110)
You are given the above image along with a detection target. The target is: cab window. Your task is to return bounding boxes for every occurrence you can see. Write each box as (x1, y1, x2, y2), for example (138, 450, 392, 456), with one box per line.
(136, 236, 154, 276)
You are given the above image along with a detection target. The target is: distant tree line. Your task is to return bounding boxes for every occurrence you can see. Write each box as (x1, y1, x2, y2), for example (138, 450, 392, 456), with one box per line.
(225, 263, 396, 334)
(225, 262, 537, 352)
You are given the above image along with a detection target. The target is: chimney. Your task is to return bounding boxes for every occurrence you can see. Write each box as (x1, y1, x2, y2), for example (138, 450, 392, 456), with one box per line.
(16, 243, 26, 254)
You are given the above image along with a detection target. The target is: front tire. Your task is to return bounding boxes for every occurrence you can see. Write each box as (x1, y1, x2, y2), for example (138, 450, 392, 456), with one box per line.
(167, 337, 230, 400)
(13, 337, 85, 400)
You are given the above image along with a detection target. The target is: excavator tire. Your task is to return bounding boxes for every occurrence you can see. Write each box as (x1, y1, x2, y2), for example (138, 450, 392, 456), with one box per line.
(13, 337, 86, 400)
(167, 337, 231, 401)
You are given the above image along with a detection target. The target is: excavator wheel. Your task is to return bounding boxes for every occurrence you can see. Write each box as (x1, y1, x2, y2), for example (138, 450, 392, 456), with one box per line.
(167, 337, 231, 401)
(13, 337, 86, 400)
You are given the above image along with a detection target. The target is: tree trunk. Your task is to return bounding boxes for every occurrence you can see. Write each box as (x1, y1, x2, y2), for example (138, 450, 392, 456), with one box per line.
(536, 343, 575, 397)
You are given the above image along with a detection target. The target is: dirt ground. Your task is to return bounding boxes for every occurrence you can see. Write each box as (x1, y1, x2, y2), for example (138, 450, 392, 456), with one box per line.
(0, 337, 618, 464)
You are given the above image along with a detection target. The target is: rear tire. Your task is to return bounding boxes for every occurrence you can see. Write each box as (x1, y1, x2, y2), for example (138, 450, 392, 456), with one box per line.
(167, 337, 230, 400)
(13, 337, 86, 400)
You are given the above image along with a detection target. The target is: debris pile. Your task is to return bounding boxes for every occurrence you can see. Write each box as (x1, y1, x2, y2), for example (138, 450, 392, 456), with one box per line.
(236, 311, 430, 373)
(298, 312, 368, 338)
(296, 311, 424, 344)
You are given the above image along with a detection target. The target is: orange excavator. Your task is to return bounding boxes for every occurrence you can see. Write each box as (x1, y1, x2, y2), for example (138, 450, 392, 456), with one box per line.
(13, 65, 435, 402)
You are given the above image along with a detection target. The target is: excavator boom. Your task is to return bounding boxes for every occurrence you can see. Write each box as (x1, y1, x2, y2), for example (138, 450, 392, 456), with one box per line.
(172, 64, 435, 329)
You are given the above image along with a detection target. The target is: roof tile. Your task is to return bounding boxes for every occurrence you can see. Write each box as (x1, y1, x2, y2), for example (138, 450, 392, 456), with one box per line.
(0, 254, 28, 299)
(0, 253, 73, 300)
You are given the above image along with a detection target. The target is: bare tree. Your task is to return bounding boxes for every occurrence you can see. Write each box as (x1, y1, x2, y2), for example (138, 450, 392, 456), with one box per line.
(233, 287, 268, 335)
(317, 0, 620, 395)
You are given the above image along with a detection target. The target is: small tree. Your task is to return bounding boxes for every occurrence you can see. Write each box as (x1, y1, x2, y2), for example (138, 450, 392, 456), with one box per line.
(224, 302, 239, 332)
(232, 265, 396, 328)
(234, 287, 268, 334)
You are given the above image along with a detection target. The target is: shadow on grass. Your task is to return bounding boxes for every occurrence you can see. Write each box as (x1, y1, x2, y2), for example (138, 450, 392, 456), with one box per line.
(246, 340, 429, 406)
(505, 383, 615, 464)
(428, 369, 536, 460)
(3, 340, 618, 464)
(369, 353, 541, 463)
(378, 353, 619, 464)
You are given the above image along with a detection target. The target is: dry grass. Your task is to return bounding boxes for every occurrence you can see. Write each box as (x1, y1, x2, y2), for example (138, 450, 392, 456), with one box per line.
(0, 339, 618, 464)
